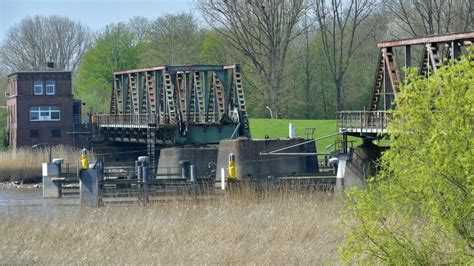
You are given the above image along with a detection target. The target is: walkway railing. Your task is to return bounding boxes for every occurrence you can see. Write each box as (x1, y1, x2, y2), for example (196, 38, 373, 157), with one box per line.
(93, 114, 157, 128)
(337, 111, 389, 135)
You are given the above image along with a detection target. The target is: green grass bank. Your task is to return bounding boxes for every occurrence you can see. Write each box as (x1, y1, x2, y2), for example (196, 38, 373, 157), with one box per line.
(250, 119, 344, 152)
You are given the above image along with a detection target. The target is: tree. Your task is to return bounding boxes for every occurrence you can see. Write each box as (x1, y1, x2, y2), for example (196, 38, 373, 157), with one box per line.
(340, 49, 473, 264)
(127, 16, 153, 45)
(75, 23, 141, 113)
(199, 30, 235, 65)
(0, 15, 91, 73)
(384, 0, 474, 38)
(314, 0, 378, 112)
(142, 13, 202, 66)
(198, 0, 309, 118)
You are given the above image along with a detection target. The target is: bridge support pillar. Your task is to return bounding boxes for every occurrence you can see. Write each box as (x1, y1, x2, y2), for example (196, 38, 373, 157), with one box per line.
(80, 165, 103, 207)
(343, 141, 385, 189)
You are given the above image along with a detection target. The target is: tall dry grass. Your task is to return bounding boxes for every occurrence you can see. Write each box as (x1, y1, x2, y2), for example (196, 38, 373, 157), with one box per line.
(0, 191, 342, 264)
(0, 146, 93, 182)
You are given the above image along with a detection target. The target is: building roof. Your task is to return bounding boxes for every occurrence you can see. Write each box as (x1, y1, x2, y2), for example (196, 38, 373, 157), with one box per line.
(8, 65, 70, 77)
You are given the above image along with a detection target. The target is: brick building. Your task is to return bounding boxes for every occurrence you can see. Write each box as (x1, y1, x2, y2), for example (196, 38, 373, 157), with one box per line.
(5, 64, 82, 150)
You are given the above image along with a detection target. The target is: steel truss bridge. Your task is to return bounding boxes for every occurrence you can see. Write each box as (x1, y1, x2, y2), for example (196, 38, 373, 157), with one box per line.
(338, 32, 474, 138)
(93, 64, 251, 172)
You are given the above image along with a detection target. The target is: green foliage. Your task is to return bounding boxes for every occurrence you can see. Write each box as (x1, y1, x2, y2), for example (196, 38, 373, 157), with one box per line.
(141, 13, 202, 66)
(339, 49, 474, 264)
(75, 23, 141, 113)
(199, 30, 233, 65)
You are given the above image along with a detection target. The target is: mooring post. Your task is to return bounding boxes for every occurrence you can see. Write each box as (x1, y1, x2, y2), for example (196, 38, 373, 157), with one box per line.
(137, 156, 150, 205)
(190, 165, 197, 196)
(79, 164, 103, 208)
(137, 164, 143, 180)
(142, 165, 149, 205)
(221, 168, 226, 190)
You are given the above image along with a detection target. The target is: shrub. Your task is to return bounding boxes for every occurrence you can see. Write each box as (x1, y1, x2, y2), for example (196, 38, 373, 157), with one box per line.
(339, 49, 473, 264)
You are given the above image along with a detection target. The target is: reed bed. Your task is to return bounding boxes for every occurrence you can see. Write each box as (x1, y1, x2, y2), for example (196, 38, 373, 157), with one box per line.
(0, 146, 92, 182)
(0, 191, 342, 264)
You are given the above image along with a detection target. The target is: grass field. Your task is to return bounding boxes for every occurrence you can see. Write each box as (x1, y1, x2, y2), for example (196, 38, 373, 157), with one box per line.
(250, 119, 358, 153)
(0, 191, 342, 264)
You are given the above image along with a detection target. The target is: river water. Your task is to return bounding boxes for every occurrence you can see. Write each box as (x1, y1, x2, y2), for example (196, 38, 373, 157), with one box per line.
(0, 188, 79, 217)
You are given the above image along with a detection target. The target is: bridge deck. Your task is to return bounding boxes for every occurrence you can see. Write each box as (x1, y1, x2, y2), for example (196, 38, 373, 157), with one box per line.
(338, 111, 389, 138)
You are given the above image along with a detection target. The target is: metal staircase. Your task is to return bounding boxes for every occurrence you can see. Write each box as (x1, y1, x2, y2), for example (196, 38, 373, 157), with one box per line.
(147, 114, 156, 177)
(110, 80, 117, 114)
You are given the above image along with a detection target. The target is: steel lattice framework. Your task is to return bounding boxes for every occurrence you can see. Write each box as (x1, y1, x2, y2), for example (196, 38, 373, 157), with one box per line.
(108, 64, 250, 136)
(93, 64, 252, 174)
(339, 32, 474, 139)
(370, 32, 474, 111)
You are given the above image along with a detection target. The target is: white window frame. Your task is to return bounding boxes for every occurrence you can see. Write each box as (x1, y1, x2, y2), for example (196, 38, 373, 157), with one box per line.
(29, 106, 61, 121)
(46, 80, 55, 95)
(34, 81, 43, 95)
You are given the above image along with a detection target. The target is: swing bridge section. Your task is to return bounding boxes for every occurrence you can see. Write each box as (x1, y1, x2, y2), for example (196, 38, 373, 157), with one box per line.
(93, 65, 251, 171)
(338, 32, 474, 139)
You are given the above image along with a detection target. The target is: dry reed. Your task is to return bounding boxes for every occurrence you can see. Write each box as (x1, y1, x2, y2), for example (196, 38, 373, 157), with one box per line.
(0, 191, 342, 264)
(0, 146, 93, 182)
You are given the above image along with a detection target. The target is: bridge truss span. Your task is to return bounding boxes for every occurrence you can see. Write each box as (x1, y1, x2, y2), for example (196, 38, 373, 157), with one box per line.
(95, 64, 252, 147)
(339, 32, 473, 139)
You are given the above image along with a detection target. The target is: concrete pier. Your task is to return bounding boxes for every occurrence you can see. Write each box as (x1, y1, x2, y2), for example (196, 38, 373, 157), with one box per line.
(157, 147, 218, 178)
(216, 138, 318, 180)
(337, 140, 386, 189)
(42, 159, 63, 198)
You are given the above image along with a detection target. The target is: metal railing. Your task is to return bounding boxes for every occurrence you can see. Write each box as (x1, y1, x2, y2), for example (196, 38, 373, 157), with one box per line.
(94, 114, 157, 127)
(337, 111, 389, 134)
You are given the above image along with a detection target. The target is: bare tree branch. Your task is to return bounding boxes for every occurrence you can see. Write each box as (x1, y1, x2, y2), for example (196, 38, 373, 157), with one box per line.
(0, 15, 91, 73)
(314, 0, 377, 111)
(198, 0, 310, 118)
(383, 0, 474, 38)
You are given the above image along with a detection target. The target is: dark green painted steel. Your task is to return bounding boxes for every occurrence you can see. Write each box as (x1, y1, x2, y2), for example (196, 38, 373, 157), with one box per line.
(104, 64, 251, 146)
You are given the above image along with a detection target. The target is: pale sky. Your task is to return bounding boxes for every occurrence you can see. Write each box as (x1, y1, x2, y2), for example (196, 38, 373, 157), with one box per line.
(0, 0, 197, 42)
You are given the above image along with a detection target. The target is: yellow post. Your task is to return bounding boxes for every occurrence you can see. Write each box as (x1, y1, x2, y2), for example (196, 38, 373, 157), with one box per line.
(81, 148, 89, 170)
(228, 153, 236, 179)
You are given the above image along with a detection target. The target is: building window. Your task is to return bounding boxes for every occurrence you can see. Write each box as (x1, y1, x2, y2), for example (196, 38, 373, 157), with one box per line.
(30, 130, 39, 138)
(46, 80, 55, 95)
(34, 81, 43, 95)
(29, 106, 61, 121)
(51, 129, 61, 138)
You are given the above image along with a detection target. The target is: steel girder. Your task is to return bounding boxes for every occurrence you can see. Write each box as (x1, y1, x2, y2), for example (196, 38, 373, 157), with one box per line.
(369, 32, 473, 111)
(109, 64, 251, 138)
